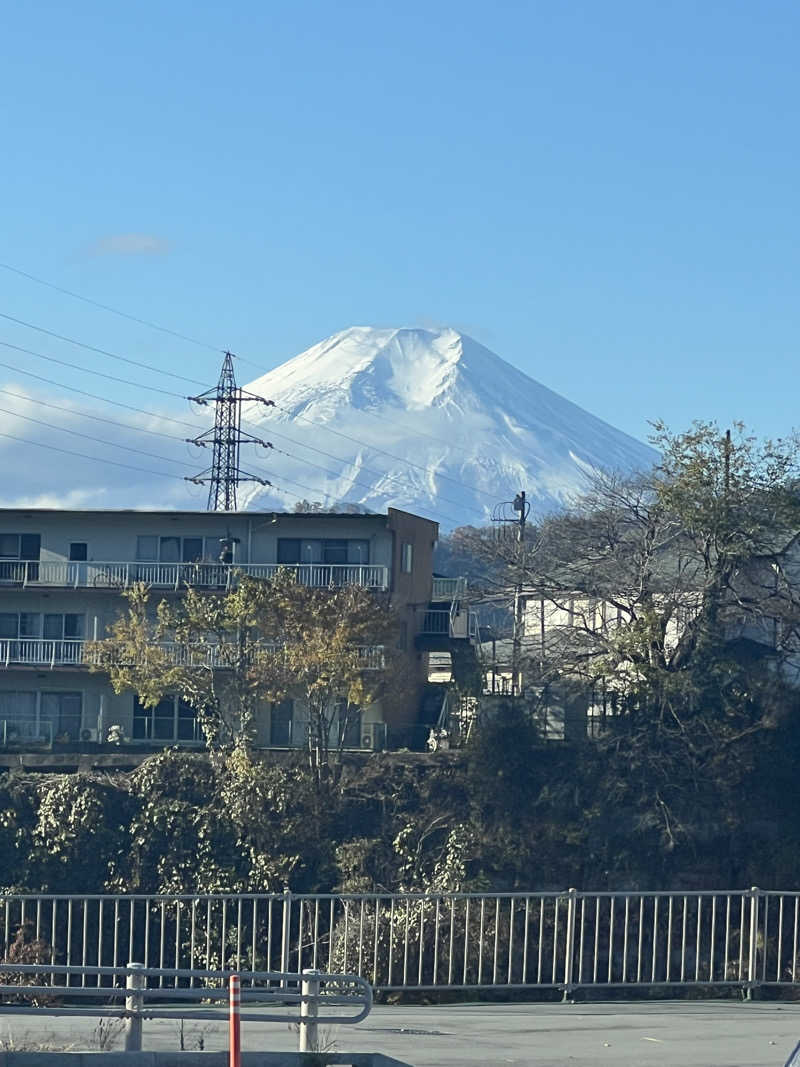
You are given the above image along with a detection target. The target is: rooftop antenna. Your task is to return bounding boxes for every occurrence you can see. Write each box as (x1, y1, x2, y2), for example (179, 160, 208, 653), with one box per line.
(186, 352, 275, 511)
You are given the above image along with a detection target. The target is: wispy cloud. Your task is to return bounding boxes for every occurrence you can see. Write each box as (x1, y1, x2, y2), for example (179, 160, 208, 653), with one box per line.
(86, 233, 172, 257)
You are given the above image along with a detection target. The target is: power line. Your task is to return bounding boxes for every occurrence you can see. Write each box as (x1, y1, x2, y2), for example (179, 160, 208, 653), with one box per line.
(0, 429, 186, 480)
(0, 311, 207, 386)
(0, 339, 186, 399)
(0, 403, 195, 467)
(0, 262, 221, 352)
(0, 386, 186, 443)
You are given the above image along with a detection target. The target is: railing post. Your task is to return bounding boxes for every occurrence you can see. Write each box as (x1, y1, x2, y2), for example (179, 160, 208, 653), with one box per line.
(229, 973, 241, 1067)
(298, 968, 320, 1052)
(563, 888, 577, 1001)
(123, 962, 146, 1052)
(747, 886, 760, 1000)
(281, 888, 293, 984)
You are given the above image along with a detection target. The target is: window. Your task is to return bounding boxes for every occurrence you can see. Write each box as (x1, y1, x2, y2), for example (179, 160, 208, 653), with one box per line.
(136, 536, 159, 561)
(401, 542, 413, 573)
(136, 535, 211, 563)
(132, 695, 200, 742)
(41, 692, 82, 741)
(43, 614, 84, 639)
(0, 535, 40, 581)
(270, 699, 295, 746)
(0, 613, 83, 640)
(277, 539, 370, 566)
(69, 543, 88, 562)
(0, 692, 37, 739)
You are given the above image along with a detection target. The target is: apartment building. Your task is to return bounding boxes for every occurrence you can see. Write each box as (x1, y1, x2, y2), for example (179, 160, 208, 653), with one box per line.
(0, 506, 448, 765)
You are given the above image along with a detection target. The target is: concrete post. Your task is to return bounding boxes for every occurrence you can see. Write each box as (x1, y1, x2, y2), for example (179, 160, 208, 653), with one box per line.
(298, 968, 320, 1053)
(123, 962, 146, 1052)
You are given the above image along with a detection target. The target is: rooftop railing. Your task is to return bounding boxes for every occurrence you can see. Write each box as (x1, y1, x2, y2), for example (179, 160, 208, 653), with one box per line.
(0, 560, 389, 591)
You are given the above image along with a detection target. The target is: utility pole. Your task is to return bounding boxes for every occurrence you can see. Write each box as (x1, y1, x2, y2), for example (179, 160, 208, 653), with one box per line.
(492, 490, 530, 702)
(186, 352, 275, 511)
(511, 491, 527, 702)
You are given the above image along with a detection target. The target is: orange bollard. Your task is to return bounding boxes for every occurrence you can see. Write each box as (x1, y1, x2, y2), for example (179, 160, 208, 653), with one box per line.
(229, 974, 241, 1067)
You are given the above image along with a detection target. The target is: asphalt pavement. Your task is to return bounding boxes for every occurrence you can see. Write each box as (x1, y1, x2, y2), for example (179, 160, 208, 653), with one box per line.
(2, 1001, 800, 1066)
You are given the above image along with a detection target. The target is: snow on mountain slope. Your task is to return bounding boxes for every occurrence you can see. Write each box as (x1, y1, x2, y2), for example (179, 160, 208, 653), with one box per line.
(240, 326, 657, 529)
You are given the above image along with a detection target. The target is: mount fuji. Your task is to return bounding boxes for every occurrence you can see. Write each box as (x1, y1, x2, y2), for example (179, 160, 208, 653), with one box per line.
(239, 327, 657, 529)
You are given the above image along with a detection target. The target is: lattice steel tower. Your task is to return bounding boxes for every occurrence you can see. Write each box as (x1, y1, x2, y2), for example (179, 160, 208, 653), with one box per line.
(186, 352, 274, 511)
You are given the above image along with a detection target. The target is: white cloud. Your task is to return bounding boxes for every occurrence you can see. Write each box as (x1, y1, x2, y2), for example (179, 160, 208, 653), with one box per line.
(86, 233, 172, 257)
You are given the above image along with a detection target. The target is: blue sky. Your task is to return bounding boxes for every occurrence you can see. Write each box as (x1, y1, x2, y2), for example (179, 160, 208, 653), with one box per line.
(2, 0, 800, 455)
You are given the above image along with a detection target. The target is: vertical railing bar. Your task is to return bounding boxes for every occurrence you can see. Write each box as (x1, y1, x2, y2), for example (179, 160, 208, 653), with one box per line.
(522, 898, 530, 986)
(357, 899, 365, 979)
(205, 899, 212, 976)
(81, 899, 88, 987)
(50, 900, 57, 983)
(174, 902, 181, 988)
(636, 896, 644, 984)
(621, 897, 629, 984)
(712, 892, 721, 981)
(343, 901, 349, 974)
(190, 901, 197, 987)
(448, 898, 455, 987)
(417, 900, 425, 987)
(327, 898, 334, 978)
(536, 898, 543, 984)
(762, 895, 769, 982)
(251, 899, 258, 985)
(478, 899, 485, 986)
(493, 897, 501, 986)
(373, 898, 381, 985)
(508, 898, 515, 985)
(66, 900, 73, 988)
(793, 897, 799, 983)
(651, 897, 659, 984)
(432, 898, 440, 986)
(236, 898, 243, 972)
(97, 899, 104, 989)
(128, 899, 135, 975)
(738, 894, 746, 981)
(313, 900, 320, 973)
(777, 896, 784, 984)
(403, 899, 410, 987)
(608, 897, 615, 984)
(388, 898, 395, 988)
(3, 898, 9, 955)
(593, 897, 599, 984)
(666, 896, 673, 983)
(220, 898, 227, 974)
(158, 900, 166, 987)
(695, 896, 702, 983)
(463, 898, 470, 987)
(724, 896, 731, 986)
(143, 899, 151, 971)
(680, 896, 687, 982)
(551, 897, 560, 985)
(578, 897, 585, 984)
(112, 899, 119, 979)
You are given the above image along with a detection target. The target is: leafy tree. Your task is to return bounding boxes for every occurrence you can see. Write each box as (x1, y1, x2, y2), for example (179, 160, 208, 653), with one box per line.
(91, 571, 400, 787)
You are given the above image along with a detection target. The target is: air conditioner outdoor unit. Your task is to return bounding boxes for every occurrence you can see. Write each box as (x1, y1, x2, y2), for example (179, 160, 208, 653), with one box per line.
(361, 726, 374, 750)
(80, 727, 99, 742)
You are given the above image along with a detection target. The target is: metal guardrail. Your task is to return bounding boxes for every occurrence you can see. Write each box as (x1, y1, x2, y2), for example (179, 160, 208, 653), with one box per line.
(0, 962, 372, 1052)
(2, 888, 797, 997)
(0, 560, 389, 591)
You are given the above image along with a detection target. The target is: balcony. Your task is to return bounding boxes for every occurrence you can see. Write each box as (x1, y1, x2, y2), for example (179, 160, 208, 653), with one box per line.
(0, 560, 389, 592)
(431, 577, 466, 602)
(0, 639, 385, 671)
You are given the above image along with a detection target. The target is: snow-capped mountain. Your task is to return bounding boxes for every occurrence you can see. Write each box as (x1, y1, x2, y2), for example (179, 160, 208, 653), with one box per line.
(239, 326, 657, 529)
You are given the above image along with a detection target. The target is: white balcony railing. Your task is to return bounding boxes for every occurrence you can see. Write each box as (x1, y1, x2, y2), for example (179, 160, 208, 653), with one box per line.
(0, 639, 385, 671)
(0, 560, 389, 592)
(431, 576, 466, 602)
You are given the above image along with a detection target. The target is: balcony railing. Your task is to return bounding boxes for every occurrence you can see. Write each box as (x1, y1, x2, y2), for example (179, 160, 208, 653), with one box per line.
(0, 560, 389, 591)
(431, 577, 466, 602)
(0, 639, 385, 671)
